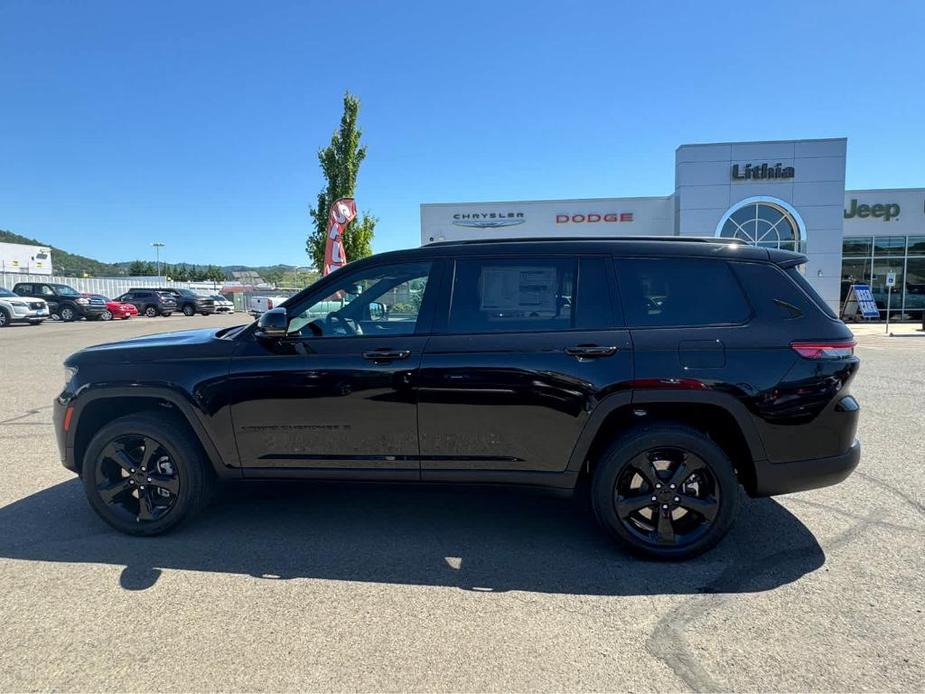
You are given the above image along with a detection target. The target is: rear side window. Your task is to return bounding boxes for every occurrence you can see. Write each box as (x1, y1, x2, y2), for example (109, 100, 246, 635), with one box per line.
(449, 257, 576, 333)
(786, 267, 838, 319)
(617, 258, 750, 327)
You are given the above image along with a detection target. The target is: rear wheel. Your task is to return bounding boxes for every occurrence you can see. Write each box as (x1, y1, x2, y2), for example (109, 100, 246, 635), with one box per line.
(82, 412, 214, 535)
(0, 308, 9, 327)
(591, 423, 739, 560)
(59, 305, 77, 322)
(144, 305, 158, 318)
(99, 309, 113, 321)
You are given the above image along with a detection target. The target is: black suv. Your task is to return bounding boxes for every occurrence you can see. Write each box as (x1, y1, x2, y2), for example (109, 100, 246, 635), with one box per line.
(13, 282, 107, 321)
(114, 290, 177, 317)
(54, 238, 860, 559)
(135, 287, 215, 316)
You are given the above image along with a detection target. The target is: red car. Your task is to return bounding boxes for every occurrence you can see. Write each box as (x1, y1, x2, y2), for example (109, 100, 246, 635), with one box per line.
(83, 294, 139, 320)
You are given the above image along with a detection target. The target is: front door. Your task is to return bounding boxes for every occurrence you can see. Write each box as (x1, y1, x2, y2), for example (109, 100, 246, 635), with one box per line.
(418, 255, 634, 476)
(229, 259, 438, 478)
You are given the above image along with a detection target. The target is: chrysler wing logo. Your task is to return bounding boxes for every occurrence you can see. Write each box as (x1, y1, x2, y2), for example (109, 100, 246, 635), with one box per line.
(452, 212, 525, 228)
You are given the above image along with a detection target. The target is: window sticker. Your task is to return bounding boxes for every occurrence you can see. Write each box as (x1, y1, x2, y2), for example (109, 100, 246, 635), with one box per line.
(480, 266, 557, 313)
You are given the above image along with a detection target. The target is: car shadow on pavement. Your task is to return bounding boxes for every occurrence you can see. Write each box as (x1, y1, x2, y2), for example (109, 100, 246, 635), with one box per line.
(0, 479, 825, 594)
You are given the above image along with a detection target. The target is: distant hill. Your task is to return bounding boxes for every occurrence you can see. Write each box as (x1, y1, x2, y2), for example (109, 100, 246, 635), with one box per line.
(0, 229, 315, 282)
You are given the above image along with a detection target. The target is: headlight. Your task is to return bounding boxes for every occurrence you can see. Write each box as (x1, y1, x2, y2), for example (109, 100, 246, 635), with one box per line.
(75, 297, 89, 305)
(64, 366, 78, 386)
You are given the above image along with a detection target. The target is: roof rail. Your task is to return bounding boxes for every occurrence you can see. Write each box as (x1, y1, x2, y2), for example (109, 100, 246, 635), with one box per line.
(424, 236, 745, 246)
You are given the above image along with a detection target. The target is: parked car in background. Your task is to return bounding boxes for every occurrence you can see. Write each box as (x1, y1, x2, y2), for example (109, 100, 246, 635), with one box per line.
(248, 295, 289, 316)
(56, 238, 861, 560)
(114, 290, 176, 317)
(0, 286, 49, 326)
(82, 294, 139, 321)
(12, 282, 107, 321)
(133, 287, 215, 316)
(209, 294, 234, 313)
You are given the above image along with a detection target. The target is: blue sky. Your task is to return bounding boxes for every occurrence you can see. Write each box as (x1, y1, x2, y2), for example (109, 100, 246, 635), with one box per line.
(1, 0, 924, 267)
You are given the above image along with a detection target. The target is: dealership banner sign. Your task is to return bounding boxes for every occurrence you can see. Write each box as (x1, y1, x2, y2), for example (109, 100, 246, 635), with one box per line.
(323, 198, 357, 276)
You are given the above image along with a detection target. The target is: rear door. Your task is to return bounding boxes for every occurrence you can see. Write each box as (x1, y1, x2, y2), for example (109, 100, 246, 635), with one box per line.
(418, 254, 633, 477)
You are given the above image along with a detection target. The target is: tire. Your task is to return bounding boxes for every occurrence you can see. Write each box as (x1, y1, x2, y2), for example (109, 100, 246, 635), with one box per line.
(144, 305, 158, 318)
(0, 308, 9, 327)
(162, 311, 172, 317)
(200, 312, 209, 316)
(99, 310, 113, 321)
(82, 412, 214, 536)
(182, 304, 195, 316)
(59, 304, 77, 322)
(27, 319, 44, 325)
(590, 423, 740, 560)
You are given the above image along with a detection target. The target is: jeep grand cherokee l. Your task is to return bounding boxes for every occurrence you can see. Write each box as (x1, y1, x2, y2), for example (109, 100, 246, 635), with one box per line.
(54, 238, 861, 559)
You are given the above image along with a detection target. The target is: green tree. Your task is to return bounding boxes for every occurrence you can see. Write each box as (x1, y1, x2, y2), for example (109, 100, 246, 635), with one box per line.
(128, 260, 147, 275)
(205, 265, 226, 283)
(307, 91, 376, 271)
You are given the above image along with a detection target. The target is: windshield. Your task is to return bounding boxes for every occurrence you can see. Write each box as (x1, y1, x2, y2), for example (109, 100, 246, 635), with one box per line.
(55, 285, 80, 297)
(0, 288, 15, 297)
(177, 289, 196, 297)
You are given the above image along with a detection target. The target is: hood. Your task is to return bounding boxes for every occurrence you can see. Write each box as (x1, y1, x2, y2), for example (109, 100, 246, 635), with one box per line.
(10, 295, 46, 303)
(67, 328, 232, 366)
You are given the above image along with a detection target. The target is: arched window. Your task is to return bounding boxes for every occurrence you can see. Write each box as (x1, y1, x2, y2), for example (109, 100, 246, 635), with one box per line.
(716, 197, 805, 252)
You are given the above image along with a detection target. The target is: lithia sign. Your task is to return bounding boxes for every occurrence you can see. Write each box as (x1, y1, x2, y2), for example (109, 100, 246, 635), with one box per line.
(731, 162, 795, 180)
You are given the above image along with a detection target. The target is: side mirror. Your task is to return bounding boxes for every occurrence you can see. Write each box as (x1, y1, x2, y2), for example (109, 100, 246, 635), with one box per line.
(256, 307, 289, 338)
(369, 301, 386, 320)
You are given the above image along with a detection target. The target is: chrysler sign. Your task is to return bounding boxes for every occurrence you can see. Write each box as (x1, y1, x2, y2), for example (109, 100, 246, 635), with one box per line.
(452, 212, 525, 228)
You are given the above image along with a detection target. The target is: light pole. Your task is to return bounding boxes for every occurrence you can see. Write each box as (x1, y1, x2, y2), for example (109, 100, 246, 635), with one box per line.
(151, 242, 166, 278)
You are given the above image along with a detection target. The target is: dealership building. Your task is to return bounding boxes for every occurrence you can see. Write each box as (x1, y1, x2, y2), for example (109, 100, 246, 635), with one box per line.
(420, 137, 925, 318)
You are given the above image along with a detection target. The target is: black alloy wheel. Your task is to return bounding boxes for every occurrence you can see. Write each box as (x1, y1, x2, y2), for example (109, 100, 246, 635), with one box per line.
(591, 424, 739, 560)
(82, 412, 214, 535)
(92, 434, 181, 524)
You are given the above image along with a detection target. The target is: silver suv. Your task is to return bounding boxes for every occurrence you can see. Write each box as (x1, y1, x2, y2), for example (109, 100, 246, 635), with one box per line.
(0, 286, 49, 327)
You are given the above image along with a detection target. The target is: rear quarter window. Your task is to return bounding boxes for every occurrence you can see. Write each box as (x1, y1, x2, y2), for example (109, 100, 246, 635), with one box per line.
(616, 258, 750, 327)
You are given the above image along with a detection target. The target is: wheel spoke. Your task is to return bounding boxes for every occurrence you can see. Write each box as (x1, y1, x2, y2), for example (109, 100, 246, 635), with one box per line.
(98, 478, 132, 504)
(137, 493, 154, 522)
(656, 510, 676, 544)
(668, 455, 706, 488)
(677, 494, 718, 521)
(630, 454, 660, 488)
(615, 493, 654, 518)
(147, 474, 179, 495)
(103, 443, 136, 473)
(139, 437, 159, 471)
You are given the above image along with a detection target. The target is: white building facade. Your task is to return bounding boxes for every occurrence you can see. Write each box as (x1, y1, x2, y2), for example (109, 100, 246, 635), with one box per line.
(420, 137, 925, 318)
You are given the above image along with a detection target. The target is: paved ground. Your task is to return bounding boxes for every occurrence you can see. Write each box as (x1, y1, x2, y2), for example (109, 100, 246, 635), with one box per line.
(0, 315, 923, 692)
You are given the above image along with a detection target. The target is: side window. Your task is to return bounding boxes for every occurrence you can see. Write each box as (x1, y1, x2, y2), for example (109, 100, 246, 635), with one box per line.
(40, 285, 54, 295)
(448, 257, 576, 334)
(617, 258, 750, 327)
(287, 262, 432, 337)
(15, 284, 31, 295)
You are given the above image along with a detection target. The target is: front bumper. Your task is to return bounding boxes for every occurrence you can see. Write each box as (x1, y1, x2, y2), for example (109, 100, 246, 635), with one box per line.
(10, 306, 49, 321)
(80, 306, 107, 318)
(53, 394, 76, 472)
(752, 439, 860, 496)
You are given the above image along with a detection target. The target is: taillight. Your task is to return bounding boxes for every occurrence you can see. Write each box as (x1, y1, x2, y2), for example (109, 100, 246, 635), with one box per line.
(791, 340, 856, 359)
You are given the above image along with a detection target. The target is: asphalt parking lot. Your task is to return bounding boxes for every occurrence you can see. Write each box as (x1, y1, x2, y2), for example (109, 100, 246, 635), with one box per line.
(0, 315, 922, 692)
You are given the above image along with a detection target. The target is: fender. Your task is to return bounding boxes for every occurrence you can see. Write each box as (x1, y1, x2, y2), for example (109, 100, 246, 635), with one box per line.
(64, 384, 240, 480)
(565, 389, 768, 474)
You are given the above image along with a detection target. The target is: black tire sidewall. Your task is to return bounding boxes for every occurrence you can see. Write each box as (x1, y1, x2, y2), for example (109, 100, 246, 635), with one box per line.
(145, 306, 157, 317)
(60, 305, 76, 321)
(82, 413, 209, 536)
(183, 304, 194, 316)
(0, 308, 9, 327)
(591, 424, 740, 560)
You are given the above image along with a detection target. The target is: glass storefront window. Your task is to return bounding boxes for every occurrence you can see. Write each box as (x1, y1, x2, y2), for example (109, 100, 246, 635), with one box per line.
(873, 236, 907, 256)
(840, 258, 872, 304)
(842, 237, 872, 257)
(871, 259, 905, 318)
(907, 237, 925, 256)
(905, 258, 925, 313)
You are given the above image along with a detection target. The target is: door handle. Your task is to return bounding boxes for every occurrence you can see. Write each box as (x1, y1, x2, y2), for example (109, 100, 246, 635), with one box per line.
(363, 349, 412, 362)
(565, 345, 618, 358)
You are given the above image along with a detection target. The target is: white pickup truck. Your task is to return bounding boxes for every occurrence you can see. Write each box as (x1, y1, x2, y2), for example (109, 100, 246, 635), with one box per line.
(248, 295, 290, 317)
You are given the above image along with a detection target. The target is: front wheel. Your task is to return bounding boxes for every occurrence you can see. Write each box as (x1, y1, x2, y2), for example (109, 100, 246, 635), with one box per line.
(82, 412, 214, 535)
(0, 308, 9, 327)
(182, 304, 195, 316)
(59, 305, 77, 322)
(591, 423, 740, 560)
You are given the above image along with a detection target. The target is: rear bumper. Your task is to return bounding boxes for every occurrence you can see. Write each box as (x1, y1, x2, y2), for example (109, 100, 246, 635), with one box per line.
(752, 439, 860, 497)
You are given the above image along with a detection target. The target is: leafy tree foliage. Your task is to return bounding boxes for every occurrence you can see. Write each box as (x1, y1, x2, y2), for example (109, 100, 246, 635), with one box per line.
(307, 92, 376, 271)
